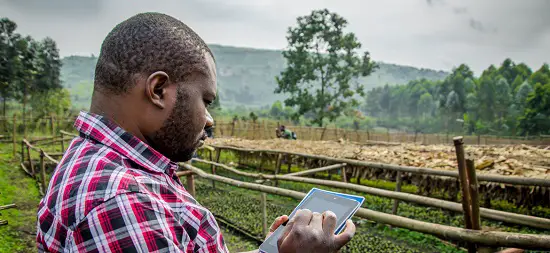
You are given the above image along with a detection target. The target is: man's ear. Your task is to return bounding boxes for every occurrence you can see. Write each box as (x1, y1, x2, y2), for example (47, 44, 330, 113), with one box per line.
(145, 71, 170, 109)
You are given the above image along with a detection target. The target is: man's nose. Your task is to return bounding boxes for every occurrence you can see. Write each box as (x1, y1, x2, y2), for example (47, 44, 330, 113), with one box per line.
(205, 109, 214, 128)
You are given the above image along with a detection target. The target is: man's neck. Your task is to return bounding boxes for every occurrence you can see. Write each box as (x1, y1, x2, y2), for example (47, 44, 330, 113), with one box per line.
(90, 90, 148, 144)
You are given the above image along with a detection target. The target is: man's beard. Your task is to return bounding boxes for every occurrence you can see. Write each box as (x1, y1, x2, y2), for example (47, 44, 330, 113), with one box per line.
(150, 91, 199, 162)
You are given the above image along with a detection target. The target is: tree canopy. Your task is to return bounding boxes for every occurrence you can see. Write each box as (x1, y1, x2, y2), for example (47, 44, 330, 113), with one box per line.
(275, 9, 377, 127)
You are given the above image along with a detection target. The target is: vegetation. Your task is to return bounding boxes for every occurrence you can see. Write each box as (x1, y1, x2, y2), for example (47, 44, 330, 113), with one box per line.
(363, 61, 550, 136)
(0, 18, 66, 120)
(275, 9, 377, 127)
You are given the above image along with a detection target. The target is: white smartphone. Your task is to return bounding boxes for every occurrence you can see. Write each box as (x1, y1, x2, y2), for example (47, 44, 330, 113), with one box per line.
(259, 188, 363, 253)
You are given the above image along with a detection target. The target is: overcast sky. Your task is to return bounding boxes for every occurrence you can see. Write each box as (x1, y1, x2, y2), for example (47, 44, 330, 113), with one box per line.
(1, 0, 549, 75)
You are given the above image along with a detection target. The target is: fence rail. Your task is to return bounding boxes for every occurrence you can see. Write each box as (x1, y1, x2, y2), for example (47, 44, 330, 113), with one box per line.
(180, 163, 550, 250)
(212, 120, 550, 146)
(15, 131, 550, 251)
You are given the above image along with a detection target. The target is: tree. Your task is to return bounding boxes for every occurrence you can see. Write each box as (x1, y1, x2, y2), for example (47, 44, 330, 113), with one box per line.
(14, 35, 39, 127)
(275, 9, 377, 127)
(494, 77, 511, 119)
(515, 81, 533, 111)
(528, 64, 550, 86)
(417, 92, 434, 118)
(30, 88, 71, 118)
(518, 82, 550, 135)
(269, 101, 283, 119)
(0, 18, 20, 116)
(249, 111, 258, 123)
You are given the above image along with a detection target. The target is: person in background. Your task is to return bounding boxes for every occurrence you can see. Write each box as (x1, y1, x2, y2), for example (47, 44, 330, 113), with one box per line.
(276, 125, 296, 140)
(36, 12, 355, 253)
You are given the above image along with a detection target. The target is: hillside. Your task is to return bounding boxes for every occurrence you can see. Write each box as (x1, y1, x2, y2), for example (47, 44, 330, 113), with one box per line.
(61, 44, 449, 109)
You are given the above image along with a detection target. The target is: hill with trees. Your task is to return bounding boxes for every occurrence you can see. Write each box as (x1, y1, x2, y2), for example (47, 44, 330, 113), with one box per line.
(60, 45, 449, 110)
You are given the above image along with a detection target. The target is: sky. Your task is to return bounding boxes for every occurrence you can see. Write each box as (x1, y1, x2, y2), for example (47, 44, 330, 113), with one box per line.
(1, 0, 549, 75)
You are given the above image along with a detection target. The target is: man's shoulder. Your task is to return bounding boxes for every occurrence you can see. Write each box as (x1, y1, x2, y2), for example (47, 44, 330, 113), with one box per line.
(39, 137, 142, 228)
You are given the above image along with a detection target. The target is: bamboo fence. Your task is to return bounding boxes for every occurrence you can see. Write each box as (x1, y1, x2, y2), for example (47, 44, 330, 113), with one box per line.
(212, 120, 550, 146)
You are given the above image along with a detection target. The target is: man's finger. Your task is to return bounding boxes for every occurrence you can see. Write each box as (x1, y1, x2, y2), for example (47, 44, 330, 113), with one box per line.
(293, 209, 313, 226)
(333, 220, 356, 249)
(277, 217, 295, 249)
(310, 212, 323, 230)
(322, 211, 338, 235)
(269, 215, 289, 233)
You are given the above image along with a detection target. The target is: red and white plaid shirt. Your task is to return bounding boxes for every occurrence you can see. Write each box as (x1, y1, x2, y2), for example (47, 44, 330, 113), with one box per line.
(37, 111, 229, 253)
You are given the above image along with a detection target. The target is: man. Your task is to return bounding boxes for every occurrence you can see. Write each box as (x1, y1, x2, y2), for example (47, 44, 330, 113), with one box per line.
(36, 13, 355, 253)
(276, 125, 296, 140)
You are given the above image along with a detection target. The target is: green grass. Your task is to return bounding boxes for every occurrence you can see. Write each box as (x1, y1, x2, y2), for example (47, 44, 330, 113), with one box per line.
(0, 143, 42, 253)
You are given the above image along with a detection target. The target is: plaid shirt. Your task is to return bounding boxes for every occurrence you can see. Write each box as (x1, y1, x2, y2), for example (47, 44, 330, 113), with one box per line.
(37, 111, 229, 253)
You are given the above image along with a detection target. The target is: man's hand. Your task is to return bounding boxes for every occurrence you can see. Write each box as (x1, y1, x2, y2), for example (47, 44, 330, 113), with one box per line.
(277, 209, 356, 253)
(266, 215, 290, 240)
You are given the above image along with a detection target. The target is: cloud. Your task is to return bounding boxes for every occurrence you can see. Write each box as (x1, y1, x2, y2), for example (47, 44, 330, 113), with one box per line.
(469, 18, 490, 33)
(0, 0, 548, 75)
(452, 7, 468, 14)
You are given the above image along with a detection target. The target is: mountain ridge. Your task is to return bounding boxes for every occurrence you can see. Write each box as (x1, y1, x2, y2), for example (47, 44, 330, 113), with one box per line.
(61, 44, 449, 109)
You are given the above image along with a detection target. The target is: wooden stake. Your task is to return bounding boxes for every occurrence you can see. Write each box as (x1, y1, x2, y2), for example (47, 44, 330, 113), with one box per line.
(60, 132, 65, 152)
(12, 114, 16, 157)
(186, 173, 196, 197)
(261, 193, 268, 237)
(39, 150, 47, 194)
(275, 154, 282, 187)
(26, 144, 34, 176)
(50, 115, 55, 136)
(392, 171, 403, 216)
(341, 166, 347, 183)
(454, 136, 475, 253)
(466, 158, 481, 230)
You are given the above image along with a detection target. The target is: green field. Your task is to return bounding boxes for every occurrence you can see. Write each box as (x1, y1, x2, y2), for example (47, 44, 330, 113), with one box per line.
(1, 141, 550, 252)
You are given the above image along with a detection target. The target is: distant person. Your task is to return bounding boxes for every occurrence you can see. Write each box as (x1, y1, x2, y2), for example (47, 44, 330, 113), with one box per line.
(36, 12, 354, 253)
(277, 125, 297, 140)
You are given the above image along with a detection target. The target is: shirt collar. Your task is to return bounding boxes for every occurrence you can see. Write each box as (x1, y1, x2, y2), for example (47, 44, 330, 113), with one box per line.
(74, 111, 176, 175)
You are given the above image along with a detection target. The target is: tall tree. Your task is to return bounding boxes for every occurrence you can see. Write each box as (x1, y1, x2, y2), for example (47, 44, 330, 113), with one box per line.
(0, 18, 20, 115)
(275, 9, 377, 127)
(518, 82, 550, 135)
(528, 64, 550, 87)
(14, 35, 39, 127)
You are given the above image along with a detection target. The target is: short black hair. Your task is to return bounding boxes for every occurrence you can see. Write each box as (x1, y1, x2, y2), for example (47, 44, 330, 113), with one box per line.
(94, 12, 213, 94)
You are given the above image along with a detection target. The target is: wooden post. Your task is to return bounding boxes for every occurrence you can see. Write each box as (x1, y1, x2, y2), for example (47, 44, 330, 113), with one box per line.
(261, 193, 268, 237)
(466, 158, 481, 230)
(186, 174, 196, 197)
(12, 114, 16, 157)
(320, 127, 327, 140)
(39, 150, 47, 194)
(50, 115, 55, 136)
(392, 171, 403, 216)
(20, 140, 24, 163)
(26, 144, 35, 176)
(387, 128, 390, 142)
(275, 154, 282, 187)
(231, 120, 236, 136)
(211, 149, 218, 189)
(286, 155, 292, 174)
(60, 131, 65, 152)
(454, 136, 475, 253)
(477, 135, 481, 145)
(341, 166, 347, 183)
(334, 127, 338, 140)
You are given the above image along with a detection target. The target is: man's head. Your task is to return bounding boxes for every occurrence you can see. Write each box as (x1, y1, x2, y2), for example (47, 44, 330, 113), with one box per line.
(92, 12, 216, 162)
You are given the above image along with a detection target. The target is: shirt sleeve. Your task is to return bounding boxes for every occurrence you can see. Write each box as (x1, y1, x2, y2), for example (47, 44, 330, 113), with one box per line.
(70, 192, 228, 253)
